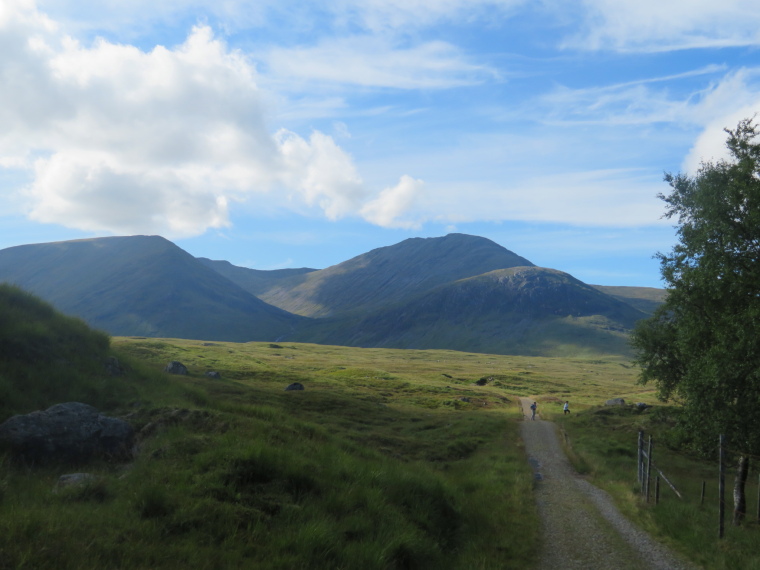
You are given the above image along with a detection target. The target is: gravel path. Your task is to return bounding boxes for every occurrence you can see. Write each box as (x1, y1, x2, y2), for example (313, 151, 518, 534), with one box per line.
(519, 397, 696, 570)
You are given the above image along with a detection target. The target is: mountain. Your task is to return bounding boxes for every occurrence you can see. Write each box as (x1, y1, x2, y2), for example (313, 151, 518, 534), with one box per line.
(0, 236, 302, 341)
(290, 266, 647, 357)
(591, 285, 667, 315)
(256, 233, 535, 317)
(197, 258, 317, 296)
(0, 233, 655, 356)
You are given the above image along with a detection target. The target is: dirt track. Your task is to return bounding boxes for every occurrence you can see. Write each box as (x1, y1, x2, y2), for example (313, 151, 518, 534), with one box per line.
(519, 397, 695, 570)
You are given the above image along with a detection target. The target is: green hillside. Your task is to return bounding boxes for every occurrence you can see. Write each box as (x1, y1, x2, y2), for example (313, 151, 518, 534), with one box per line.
(258, 233, 535, 318)
(293, 267, 647, 357)
(0, 288, 542, 569)
(591, 284, 667, 315)
(0, 236, 303, 341)
(0, 284, 116, 417)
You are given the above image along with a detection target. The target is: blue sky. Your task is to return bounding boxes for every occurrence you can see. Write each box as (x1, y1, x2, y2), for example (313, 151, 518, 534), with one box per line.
(2, 0, 760, 288)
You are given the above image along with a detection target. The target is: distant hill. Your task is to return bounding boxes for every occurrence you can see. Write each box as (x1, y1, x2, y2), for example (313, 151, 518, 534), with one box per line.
(0, 233, 655, 357)
(256, 234, 535, 317)
(197, 258, 317, 296)
(292, 267, 647, 357)
(591, 285, 667, 315)
(0, 236, 302, 341)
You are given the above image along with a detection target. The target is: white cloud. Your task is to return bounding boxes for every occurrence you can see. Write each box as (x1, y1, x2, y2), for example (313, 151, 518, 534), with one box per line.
(265, 37, 497, 89)
(568, 0, 760, 52)
(361, 175, 426, 229)
(1, 2, 415, 237)
(276, 129, 367, 220)
(681, 70, 760, 172)
(415, 169, 667, 228)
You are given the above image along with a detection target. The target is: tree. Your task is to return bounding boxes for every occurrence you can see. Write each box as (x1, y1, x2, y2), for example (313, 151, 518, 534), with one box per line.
(631, 118, 760, 525)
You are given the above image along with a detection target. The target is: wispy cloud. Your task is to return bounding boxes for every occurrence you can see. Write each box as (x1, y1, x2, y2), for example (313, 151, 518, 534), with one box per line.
(264, 37, 498, 89)
(565, 0, 760, 52)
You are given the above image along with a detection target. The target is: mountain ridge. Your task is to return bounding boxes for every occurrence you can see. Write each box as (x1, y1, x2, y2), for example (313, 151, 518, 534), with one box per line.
(0, 233, 663, 356)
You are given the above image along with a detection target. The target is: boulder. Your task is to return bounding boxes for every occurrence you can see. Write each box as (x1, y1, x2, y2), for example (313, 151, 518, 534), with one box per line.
(104, 356, 125, 376)
(205, 371, 221, 379)
(55, 473, 96, 491)
(605, 398, 626, 406)
(0, 402, 134, 465)
(164, 361, 188, 375)
(285, 382, 305, 391)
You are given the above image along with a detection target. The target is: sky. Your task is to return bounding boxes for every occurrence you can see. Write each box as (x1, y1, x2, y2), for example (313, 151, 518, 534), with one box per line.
(1, 0, 760, 288)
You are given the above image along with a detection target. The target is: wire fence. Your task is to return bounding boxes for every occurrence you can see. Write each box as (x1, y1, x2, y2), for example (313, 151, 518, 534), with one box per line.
(637, 431, 760, 539)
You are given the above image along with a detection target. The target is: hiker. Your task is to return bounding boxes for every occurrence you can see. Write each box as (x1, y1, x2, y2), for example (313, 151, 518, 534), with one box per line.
(563, 401, 570, 415)
(530, 401, 537, 420)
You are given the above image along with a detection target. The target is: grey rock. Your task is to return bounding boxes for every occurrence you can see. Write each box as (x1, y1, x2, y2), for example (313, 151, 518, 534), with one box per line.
(205, 371, 221, 379)
(285, 382, 305, 391)
(55, 473, 96, 491)
(605, 398, 626, 406)
(164, 361, 188, 375)
(104, 356, 125, 376)
(0, 402, 134, 465)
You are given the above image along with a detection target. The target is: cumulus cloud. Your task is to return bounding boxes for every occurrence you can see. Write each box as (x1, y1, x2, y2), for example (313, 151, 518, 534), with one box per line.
(1, 1, 417, 237)
(361, 175, 426, 229)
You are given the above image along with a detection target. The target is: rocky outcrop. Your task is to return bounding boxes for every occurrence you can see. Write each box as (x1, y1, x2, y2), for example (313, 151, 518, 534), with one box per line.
(164, 361, 188, 375)
(205, 370, 221, 379)
(0, 402, 134, 464)
(285, 382, 305, 391)
(605, 398, 626, 406)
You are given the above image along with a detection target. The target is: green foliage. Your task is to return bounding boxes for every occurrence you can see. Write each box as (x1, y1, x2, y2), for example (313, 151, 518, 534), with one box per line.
(632, 118, 760, 456)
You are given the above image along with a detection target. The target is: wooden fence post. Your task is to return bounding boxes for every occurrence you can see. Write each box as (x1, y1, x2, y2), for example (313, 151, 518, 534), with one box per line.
(701, 481, 706, 506)
(756, 473, 760, 523)
(719, 434, 725, 539)
(646, 435, 653, 503)
(638, 430, 644, 488)
(655, 476, 660, 505)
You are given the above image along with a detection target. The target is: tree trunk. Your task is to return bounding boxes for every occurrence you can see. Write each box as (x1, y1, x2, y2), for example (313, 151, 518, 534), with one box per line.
(733, 454, 750, 526)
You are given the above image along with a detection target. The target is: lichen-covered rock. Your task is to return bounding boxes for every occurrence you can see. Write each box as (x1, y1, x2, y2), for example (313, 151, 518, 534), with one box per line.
(205, 371, 221, 379)
(605, 398, 626, 406)
(0, 402, 134, 465)
(164, 361, 188, 375)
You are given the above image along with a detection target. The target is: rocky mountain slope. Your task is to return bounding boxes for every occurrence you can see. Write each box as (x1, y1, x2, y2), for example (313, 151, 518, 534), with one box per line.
(290, 266, 647, 356)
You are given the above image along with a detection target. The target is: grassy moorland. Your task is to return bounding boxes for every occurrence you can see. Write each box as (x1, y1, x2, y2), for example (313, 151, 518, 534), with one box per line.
(0, 282, 652, 570)
(12, 283, 752, 568)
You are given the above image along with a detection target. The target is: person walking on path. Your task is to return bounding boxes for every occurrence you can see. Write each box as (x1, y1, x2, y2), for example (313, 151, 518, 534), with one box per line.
(563, 401, 570, 414)
(530, 401, 538, 420)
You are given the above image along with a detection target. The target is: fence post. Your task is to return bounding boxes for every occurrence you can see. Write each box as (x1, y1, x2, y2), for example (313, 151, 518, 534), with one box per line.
(701, 481, 706, 506)
(638, 431, 644, 487)
(646, 435, 653, 503)
(719, 434, 725, 539)
(756, 473, 760, 523)
(655, 476, 660, 505)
